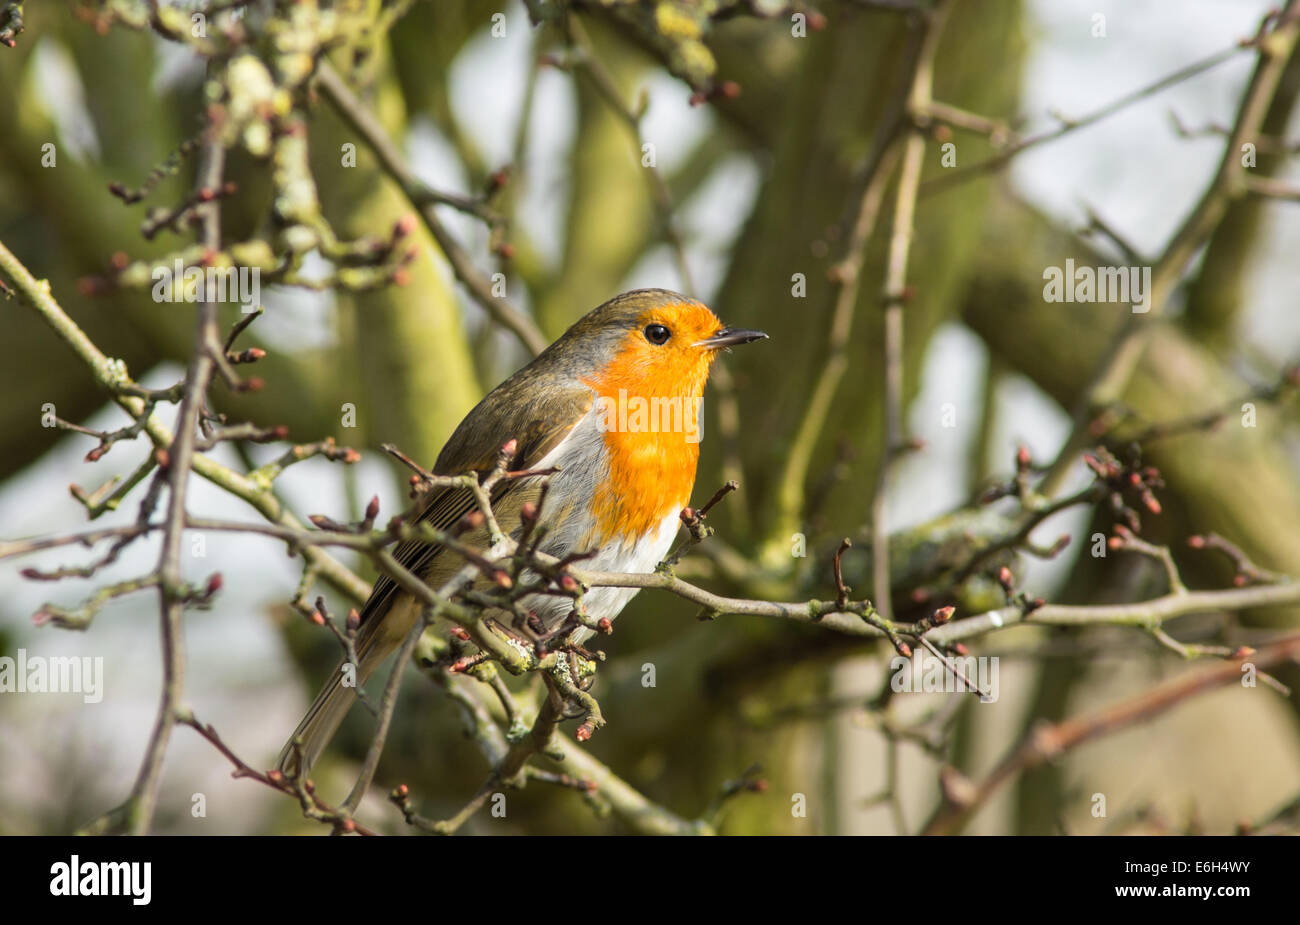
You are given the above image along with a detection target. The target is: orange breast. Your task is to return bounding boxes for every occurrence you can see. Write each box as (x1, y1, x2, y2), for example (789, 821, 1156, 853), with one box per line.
(589, 411, 699, 546)
(581, 327, 714, 547)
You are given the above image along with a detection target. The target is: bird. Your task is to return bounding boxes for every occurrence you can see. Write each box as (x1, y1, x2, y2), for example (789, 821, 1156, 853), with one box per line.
(277, 288, 767, 775)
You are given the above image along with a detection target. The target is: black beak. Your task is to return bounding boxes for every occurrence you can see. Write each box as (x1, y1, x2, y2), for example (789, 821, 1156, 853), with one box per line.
(694, 327, 769, 349)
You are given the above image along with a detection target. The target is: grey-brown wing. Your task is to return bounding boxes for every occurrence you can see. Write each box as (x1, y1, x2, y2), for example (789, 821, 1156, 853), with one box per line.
(356, 381, 593, 633)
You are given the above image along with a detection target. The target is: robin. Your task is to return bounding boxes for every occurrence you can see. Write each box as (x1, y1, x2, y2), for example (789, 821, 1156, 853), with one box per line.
(278, 288, 766, 774)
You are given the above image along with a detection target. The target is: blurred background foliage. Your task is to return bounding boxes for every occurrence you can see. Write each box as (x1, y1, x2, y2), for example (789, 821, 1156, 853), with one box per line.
(2, 0, 1299, 835)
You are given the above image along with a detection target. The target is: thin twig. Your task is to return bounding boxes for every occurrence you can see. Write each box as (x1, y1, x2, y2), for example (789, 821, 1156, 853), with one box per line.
(125, 136, 226, 835)
(922, 634, 1300, 835)
(1040, 3, 1300, 497)
(871, 0, 952, 620)
(314, 62, 548, 356)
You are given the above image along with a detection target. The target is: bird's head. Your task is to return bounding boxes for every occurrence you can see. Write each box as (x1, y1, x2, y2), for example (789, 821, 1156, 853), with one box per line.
(555, 289, 767, 401)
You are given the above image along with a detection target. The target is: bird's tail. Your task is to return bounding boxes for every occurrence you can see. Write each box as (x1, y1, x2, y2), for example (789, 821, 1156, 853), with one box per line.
(276, 597, 419, 778)
(276, 657, 357, 779)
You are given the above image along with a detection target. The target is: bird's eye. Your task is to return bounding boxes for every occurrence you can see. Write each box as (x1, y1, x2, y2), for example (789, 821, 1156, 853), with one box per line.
(644, 324, 671, 345)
